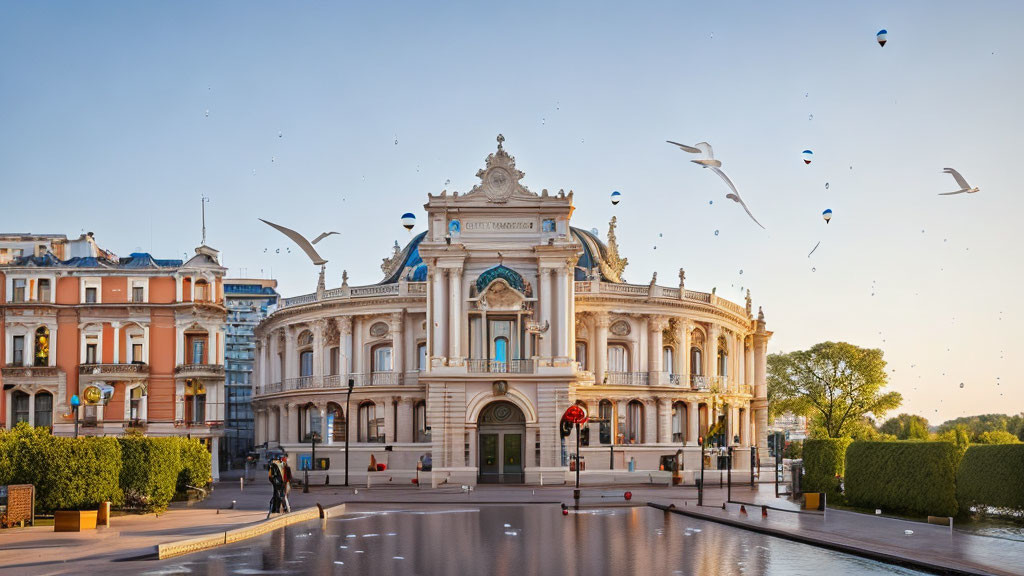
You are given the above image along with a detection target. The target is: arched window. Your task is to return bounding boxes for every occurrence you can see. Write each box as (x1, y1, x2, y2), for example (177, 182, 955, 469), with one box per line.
(34, 326, 50, 367)
(717, 339, 728, 377)
(327, 403, 345, 443)
(129, 386, 145, 422)
(599, 400, 613, 445)
(372, 345, 393, 372)
(493, 336, 508, 364)
(607, 344, 629, 372)
(299, 351, 313, 378)
(416, 343, 427, 371)
(12, 391, 30, 424)
(672, 401, 687, 443)
(414, 401, 428, 442)
(690, 347, 703, 376)
(302, 403, 321, 441)
(625, 400, 644, 444)
(194, 280, 209, 302)
(663, 346, 674, 373)
(358, 402, 382, 442)
(34, 391, 53, 429)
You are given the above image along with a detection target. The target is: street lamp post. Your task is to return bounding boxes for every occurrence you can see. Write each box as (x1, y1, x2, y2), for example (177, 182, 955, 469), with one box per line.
(345, 378, 354, 487)
(70, 395, 81, 438)
(304, 431, 320, 493)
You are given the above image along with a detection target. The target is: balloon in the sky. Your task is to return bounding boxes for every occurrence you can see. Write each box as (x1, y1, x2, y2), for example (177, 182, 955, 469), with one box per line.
(822, 209, 833, 223)
(877, 29, 887, 47)
(401, 212, 416, 231)
(610, 190, 621, 205)
(590, 228, 600, 236)
(802, 150, 814, 164)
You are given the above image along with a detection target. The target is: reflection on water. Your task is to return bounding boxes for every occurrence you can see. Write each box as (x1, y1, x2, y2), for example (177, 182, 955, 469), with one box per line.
(144, 505, 929, 576)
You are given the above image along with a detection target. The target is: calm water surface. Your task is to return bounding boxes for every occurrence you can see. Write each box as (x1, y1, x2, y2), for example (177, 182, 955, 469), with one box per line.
(140, 504, 929, 576)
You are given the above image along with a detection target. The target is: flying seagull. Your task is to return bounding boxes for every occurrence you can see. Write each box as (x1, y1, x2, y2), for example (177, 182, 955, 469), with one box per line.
(938, 168, 980, 195)
(311, 231, 340, 244)
(667, 140, 764, 228)
(259, 219, 328, 266)
(808, 241, 821, 257)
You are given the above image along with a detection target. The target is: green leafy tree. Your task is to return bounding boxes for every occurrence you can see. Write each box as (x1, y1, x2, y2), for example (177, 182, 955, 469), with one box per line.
(976, 430, 1021, 445)
(879, 414, 931, 440)
(768, 342, 902, 439)
(938, 413, 1024, 443)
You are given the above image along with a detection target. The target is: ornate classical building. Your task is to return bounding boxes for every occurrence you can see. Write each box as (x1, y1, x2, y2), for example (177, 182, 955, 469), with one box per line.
(0, 237, 229, 479)
(252, 137, 772, 485)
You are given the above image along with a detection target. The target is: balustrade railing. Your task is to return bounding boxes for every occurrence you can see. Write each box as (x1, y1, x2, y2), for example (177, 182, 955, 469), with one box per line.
(604, 371, 649, 386)
(280, 282, 427, 310)
(467, 359, 535, 374)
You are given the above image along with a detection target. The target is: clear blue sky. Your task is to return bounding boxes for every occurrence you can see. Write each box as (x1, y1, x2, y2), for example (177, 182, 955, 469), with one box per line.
(2, 1, 1021, 423)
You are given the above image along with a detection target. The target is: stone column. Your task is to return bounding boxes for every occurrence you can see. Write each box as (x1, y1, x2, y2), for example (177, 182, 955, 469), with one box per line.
(384, 397, 397, 444)
(211, 436, 220, 481)
(745, 338, 754, 388)
(754, 327, 770, 455)
(112, 323, 121, 364)
(448, 269, 461, 361)
(539, 268, 552, 358)
(648, 316, 665, 373)
(339, 317, 353, 383)
(594, 313, 609, 384)
(284, 326, 297, 380)
(682, 321, 692, 379)
(312, 320, 324, 379)
(279, 404, 289, 444)
(319, 403, 328, 442)
(657, 397, 672, 444)
(707, 324, 719, 379)
(687, 400, 699, 446)
(288, 403, 300, 443)
(567, 260, 576, 359)
(391, 312, 404, 378)
(396, 398, 414, 442)
(432, 268, 447, 359)
(556, 265, 570, 358)
(644, 399, 657, 444)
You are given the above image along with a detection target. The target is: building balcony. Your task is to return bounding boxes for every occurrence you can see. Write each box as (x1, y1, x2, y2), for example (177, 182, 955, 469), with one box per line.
(604, 371, 649, 386)
(79, 363, 149, 377)
(1, 365, 62, 379)
(174, 363, 226, 379)
(466, 359, 535, 374)
(255, 371, 420, 396)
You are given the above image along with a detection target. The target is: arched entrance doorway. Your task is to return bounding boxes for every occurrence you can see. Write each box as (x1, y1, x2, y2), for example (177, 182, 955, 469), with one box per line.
(478, 401, 525, 484)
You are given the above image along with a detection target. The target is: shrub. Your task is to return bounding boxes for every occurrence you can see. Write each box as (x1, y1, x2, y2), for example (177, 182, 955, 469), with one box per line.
(119, 437, 180, 512)
(845, 441, 958, 517)
(177, 437, 212, 491)
(957, 445, 1024, 513)
(976, 430, 1021, 445)
(802, 438, 852, 498)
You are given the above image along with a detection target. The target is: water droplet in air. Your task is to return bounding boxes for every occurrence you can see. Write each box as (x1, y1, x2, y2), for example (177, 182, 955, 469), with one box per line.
(278, 131, 283, 138)
(395, 138, 399, 145)
(825, 182, 829, 190)
(739, 270, 744, 275)
(809, 114, 814, 121)
(959, 383, 964, 389)
(714, 230, 720, 236)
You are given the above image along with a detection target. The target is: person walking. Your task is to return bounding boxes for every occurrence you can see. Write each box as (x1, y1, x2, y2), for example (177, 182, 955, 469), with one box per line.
(281, 456, 294, 513)
(267, 457, 284, 519)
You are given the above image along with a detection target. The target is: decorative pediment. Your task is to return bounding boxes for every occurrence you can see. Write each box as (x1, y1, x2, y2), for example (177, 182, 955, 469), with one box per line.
(479, 279, 526, 311)
(465, 134, 536, 203)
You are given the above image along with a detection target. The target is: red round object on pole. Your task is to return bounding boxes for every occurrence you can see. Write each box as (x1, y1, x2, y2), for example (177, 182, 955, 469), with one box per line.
(624, 491, 632, 501)
(563, 405, 588, 425)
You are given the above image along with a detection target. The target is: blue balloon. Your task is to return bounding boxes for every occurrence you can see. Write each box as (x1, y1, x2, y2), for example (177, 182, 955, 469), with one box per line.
(401, 212, 416, 231)
(822, 209, 833, 223)
(610, 191, 622, 205)
(877, 30, 888, 47)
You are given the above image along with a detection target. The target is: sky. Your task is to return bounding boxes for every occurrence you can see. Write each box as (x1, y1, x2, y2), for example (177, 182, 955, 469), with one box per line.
(1, 1, 1021, 424)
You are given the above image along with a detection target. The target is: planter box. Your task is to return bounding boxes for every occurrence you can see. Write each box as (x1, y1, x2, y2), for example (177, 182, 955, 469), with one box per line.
(54, 510, 98, 532)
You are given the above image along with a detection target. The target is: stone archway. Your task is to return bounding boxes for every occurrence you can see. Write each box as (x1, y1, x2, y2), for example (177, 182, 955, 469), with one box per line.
(477, 401, 526, 484)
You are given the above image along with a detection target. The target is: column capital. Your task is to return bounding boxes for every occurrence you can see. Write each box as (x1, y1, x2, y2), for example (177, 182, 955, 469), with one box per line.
(337, 316, 353, 333)
(648, 315, 669, 332)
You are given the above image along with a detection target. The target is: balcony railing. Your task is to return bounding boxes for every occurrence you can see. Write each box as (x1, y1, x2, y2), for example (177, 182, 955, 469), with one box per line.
(467, 359, 535, 374)
(1, 366, 62, 378)
(604, 371, 649, 386)
(79, 363, 149, 376)
(175, 363, 226, 378)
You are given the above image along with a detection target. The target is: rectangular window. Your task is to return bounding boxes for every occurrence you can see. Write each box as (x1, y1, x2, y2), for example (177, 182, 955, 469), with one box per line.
(373, 346, 393, 372)
(575, 342, 587, 370)
(13, 393, 30, 424)
(132, 343, 144, 363)
(191, 339, 206, 364)
(12, 335, 25, 365)
(86, 343, 98, 364)
(38, 279, 51, 302)
(12, 279, 26, 303)
(132, 286, 144, 303)
(330, 347, 340, 375)
(85, 287, 97, 303)
(608, 345, 628, 372)
(35, 394, 53, 428)
(417, 343, 427, 371)
(130, 387, 143, 421)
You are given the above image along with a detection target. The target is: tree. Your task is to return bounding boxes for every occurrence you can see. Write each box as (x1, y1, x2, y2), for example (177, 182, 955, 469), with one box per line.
(976, 430, 1021, 445)
(938, 413, 1024, 442)
(879, 414, 931, 440)
(768, 342, 902, 439)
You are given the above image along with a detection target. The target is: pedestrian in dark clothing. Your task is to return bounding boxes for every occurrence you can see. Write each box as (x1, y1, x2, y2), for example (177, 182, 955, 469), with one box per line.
(267, 458, 284, 519)
(281, 456, 294, 513)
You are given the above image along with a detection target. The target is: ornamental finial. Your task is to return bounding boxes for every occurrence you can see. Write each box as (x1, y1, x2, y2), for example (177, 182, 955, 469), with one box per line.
(497, 133, 505, 150)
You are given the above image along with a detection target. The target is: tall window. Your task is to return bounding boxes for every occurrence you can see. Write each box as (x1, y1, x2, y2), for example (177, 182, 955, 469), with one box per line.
(303, 404, 321, 440)
(330, 347, 340, 375)
(86, 342, 98, 364)
(185, 381, 206, 424)
(132, 343, 144, 363)
(129, 387, 144, 421)
(417, 343, 427, 371)
(493, 337, 508, 364)
(300, 351, 314, 377)
(690, 347, 703, 376)
(575, 342, 588, 370)
(372, 345, 393, 372)
(717, 345, 728, 377)
(12, 335, 25, 365)
(625, 400, 644, 444)
(191, 338, 206, 364)
(607, 344, 628, 372)
(38, 279, 51, 302)
(34, 326, 50, 367)
(85, 287, 97, 303)
(132, 286, 144, 303)
(414, 401, 428, 442)
(194, 281, 209, 301)
(12, 391, 30, 424)
(35, 392, 53, 428)
(328, 403, 345, 442)
(12, 279, 26, 302)
(358, 402, 382, 442)
(599, 400, 613, 444)
(672, 401, 687, 443)
(663, 347, 674, 373)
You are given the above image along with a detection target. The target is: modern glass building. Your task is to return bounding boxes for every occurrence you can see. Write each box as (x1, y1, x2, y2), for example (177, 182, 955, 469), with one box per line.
(224, 278, 279, 467)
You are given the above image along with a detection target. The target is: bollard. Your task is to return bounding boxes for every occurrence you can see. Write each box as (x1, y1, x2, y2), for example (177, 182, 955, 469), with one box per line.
(240, 477, 244, 492)
(231, 500, 236, 510)
(98, 501, 111, 527)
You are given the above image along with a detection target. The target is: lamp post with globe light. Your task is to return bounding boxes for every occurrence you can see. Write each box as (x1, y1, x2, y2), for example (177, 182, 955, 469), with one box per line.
(70, 395, 81, 438)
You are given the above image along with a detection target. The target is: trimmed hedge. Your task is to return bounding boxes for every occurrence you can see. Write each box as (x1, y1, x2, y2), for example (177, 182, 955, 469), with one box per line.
(802, 438, 852, 498)
(120, 437, 181, 512)
(957, 444, 1024, 513)
(845, 441, 958, 517)
(0, 424, 213, 514)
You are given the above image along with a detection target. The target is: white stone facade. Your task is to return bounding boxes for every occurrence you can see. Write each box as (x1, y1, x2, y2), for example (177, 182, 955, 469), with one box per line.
(253, 137, 772, 485)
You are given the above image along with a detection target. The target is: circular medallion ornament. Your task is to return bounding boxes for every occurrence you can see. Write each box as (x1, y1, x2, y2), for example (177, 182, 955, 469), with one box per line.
(610, 320, 631, 336)
(484, 167, 513, 202)
(369, 321, 390, 338)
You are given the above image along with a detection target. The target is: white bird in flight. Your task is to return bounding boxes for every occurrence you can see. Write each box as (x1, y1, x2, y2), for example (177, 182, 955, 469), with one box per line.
(666, 140, 764, 229)
(938, 168, 980, 195)
(311, 231, 340, 244)
(259, 219, 329, 266)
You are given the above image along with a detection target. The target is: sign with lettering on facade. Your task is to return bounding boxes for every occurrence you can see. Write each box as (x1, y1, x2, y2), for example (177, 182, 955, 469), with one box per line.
(461, 218, 537, 233)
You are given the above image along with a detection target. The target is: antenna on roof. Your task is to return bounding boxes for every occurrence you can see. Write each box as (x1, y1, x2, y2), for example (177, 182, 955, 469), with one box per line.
(201, 195, 210, 245)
